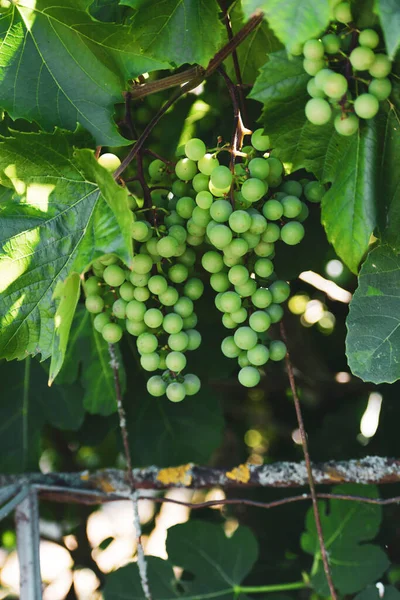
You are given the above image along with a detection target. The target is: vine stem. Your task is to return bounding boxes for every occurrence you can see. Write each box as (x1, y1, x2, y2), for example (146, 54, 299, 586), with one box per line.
(280, 323, 338, 600)
(236, 581, 307, 594)
(108, 344, 153, 600)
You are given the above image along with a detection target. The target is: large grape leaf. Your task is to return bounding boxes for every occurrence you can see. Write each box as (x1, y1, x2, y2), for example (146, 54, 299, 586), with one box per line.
(0, 0, 168, 146)
(301, 484, 389, 595)
(104, 521, 258, 599)
(376, 0, 400, 59)
(122, 0, 224, 67)
(346, 245, 400, 384)
(355, 586, 400, 600)
(241, 0, 330, 53)
(321, 120, 378, 274)
(378, 102, 400, 248)
(0, 130, 133, 363)
(0, 357, 85, 473)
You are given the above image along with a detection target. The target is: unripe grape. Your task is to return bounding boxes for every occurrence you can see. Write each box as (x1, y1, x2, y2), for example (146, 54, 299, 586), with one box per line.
(174, 296, 194, 318)
(354, 93, 379, 119)
(249, 311, 271, 333)
(231, 307, 248, 324)
(184, 278, 204, 300)
(208, 224, 233, 249)
(185, 138, 206, 161)
(210, 272, 230, 292)
(93, 312, 110, 333)
(178, 248, 196, 267)
(247, 344, 269, 366)
(305, 98, 332, 125)
(137, 332, 158, 354)
(303, 58, 325, 76)
(159, 287, 179, 306)
(192, 206, 211, 227)
(223, 314, 236, 329)
(307, 78, 326, 98)
(98, 152, 121, 172)
(270, 280, 290, 303)
(281, 221, 305, 245)
(157, 236, 179, 258)
(290, 42, 303, 56)
(249, 214, 267, 235)
(322, 33, 340, 54)
(169, 225, 187, 244)
(144, 308, 163, 328)
(238, 366, 260, 387)
(254, 240, 274, 257)
(220, 291, 242, 313)
(168, 264, 188, 284)
(228, 265, 249, 286)
(238, 352, 251, 368)
(241, 178, 266, 202)
(186, 329, 202, 350)
(229, 210, 252, 233)
(248, 158, 270, 179)
(148, 275, 168, 296)
(126, 319, 147, 336)
(132, 221, 151, 242)
(262, 223, 280, 243)
(100, 254, 119, 266)
(282, 195, 302, 218)
(141, 353, 160, 372)
(175, 158, 197, 180)
(187, 220, 206, 237)
(112, 298, 127, 319)
(323, 72, 348, 98)
(334, 113, 359, 136)
(303, 39, 325, 60)
(148, 159, 165, 181)
(126, 299, 146, 321)
(183, 314, 198, 331)
(369, 54, 392, 78)
(84, 276, 102, 296)
(176, 196, 196, 219)
(298, 203, 310, 222)
(251, 128, 270, 151)
(226, 238, 249, 257)
(234, 327, 258, 350)
(202, 250, 224, 273)
(183, 374, 201, 396)
(221, 336, 241, 358)
(168, 332, 189, 352)
(166, 382, 186, 402)
(266, 157, 283, 178)
(132, 254, 153, 274)
(314, 68, 335, 91)
(269, 340, 287, 361)
(102, 322, 123, 343)
(358, 29, 379, 49)
(210, 200, 233, 223)
(304, 181, 325, 202)
(196, 190, 213, 209)
(198, 153, 219, 175)
(254, 258, 274, 278)
(172, 180, 189, 197)
(263, 199, 283, 220)
(369, 78, 392, 100)
(130, 271, 150, 287)
(210, 165, 233, 189)
(281, 180, 302, 198)
(349, 46, 375, 71)
(134, 287, 150, 302)
(163, 313, 183, 334)
(251, 287, 272, 309)
(166, 351, 187, 372)
(266, 304, 284, 323)
(235, 278, 257, 297)
(102, 264, 125, 287)
(147, 375, 167, 397)
(85, 295, 104, 314)
(334, 2, 352, 23)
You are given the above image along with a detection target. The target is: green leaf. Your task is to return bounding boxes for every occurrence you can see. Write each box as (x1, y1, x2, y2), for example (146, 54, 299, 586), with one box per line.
(0, 1, 168, 146)
(49, 273, 81, 385)
(346, 244, 400, 384)
(301, 484, 389, 595)
(376, 0, 400, 59)
(241, 0, 330, 53)
(377, 103, 400, 247)
(321, 120, 378, 273)
(0, 130, 133, 362)
(104, 522, 258, 599)
(124, 0, 224, 68)
(355, 585, 400, 600)
(58, 307, 124, 416)
(225, 2, 282, 85)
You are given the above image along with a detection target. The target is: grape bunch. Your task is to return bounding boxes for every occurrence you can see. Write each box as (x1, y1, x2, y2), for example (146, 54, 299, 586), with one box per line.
(295, 1, 393, 135)
(85, 132, 323, 400)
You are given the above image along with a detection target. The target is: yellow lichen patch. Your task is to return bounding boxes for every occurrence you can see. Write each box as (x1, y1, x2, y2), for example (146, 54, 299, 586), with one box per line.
(157, 464, 193, 486)
(326, 467, 345, 482)
(226, 464, 251, 483)
(80, 472, 90, 481)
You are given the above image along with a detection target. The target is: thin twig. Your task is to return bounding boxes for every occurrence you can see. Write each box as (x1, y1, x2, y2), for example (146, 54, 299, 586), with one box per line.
(280, 323, 338, 600)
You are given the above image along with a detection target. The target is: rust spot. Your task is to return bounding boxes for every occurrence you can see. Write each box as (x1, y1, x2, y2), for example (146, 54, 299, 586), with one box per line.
(157, 464, 193, 486)
(326, 467, 345, 482)
(226, 464, 251, 483)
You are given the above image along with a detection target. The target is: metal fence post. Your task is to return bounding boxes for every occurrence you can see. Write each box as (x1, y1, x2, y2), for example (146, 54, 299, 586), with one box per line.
(15, 488, 42, 600)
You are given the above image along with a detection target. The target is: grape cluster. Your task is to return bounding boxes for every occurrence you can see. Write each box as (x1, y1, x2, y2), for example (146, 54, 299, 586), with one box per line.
(86, 133, 323, 400)
(295, 2, 393, 135)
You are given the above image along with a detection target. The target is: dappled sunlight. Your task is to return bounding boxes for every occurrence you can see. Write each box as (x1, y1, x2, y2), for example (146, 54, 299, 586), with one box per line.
(299, 270, 352, 303)
(4, 164, 26, 196)
(0, 222, 41, 292)
(26, 182, 56, 212)
(360, 392, 383, 440)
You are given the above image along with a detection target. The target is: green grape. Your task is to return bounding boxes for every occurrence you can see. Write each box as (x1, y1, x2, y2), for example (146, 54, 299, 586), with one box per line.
(208, 224, 233, 249)
(183, 374, 201, 396)
(137, 332, 158, 354)
(262, 223, 280, 243)
(251, 288, 272, 309)
(144, 308, 163, 328)
(102, 322, 123, 343)
(126, 319, 147, 336)
(303, 39, 325, 60)
(266, 304, 284, 323)
(177, 248, 196, 267)
(187, 220, 206, 237)
(186, 329, 202, 350)
(266, 157, 283, 178)
(303, 58, 325, 76)
(249, 214, 267, 235)
(254, 258, 274, 278)
(231, 307, 247, 324)
(220, 291, 242, 313)
(185, 138, 206, 161)
(369, 78, 392, 100)
(223, 255, 243, 267)
(132, 254, 153, 274)
(165, 211, 185, 227)
(168, 332, 189, 351)
(221, 336, 241, 358)
(369, 54, 392, 78)
(103, 264, 125, 287)
(84, 276, 102, 296)
(251, 128, 270, 151)
(98, 152, 121, 172)
(322, 33, 340, 54)
(146, 238, 161, 258)
(132, 221, 151, 242)
(222, 313, 237, 329)
(130, 271, 150, 287)
(198, 153, 219, 175)
(126, 299, 146, 321)
(298, 202, 309, 222)
(248, 158, 270, 180)
(247, 344, 269, 366)
(354, 93, 379, 118)
(313, 67, 335, 91)
(281, 180, 302, 198)
(235, 278, 257, 297)
(192, 207, 211, 228)
(269, 340, 287, 361)
(290, 42, 303, 56)
(172, 180, 189, 197)
(157, 236, 179, 258)
(176, 196, 196, 219)
(334, 1, 352, 23)
(210, 200, 232, 223)
(93, 312, 110, 333)
(148, 275, 168, 295)
(304, 181, 325, 202)
(147, 375, 167, 397)
(159, 287, 179, 307)
(141, 353, 160, 372)
(238, 366, 260, 387)
(85, 295, 104, 314)
(210, 165, 233, 189)
(241, 178, 266, 202)
(210, 271, 230, 292)
(234, 326, 258, 350)
(307, 78, 326, 98)
(196, 190, 214, 209)
(187, 234, 205, 247)
(359, 29, 379, 49)
(112, 298, 127, 319)
(169, 225, 187, 244)
(151, 189, 168, 207)
(305, 98, 332, 125)
(229, 210, 252, 233)
(228, 265, 249, 286)
(148, 159, 166, 181)
(183, 312, 198, 329)
(163, 313, 184, 334)
(349, 46, 375, 71)
(249, 311, 271, 333)
(166, 382, 186, 402)
(323, 72, 348, 98)
(174, 296, 194, 318)
(334, 113, 359, 135)
(134, 287, 150, 302)
(166, 351, 187, 372)
(225, 238, 249, 257)
(175, 158, 198, 180)
(263, 199, 283, 220)
(238, 352, 251, 368)
(202, 250, 224, 273)
(184, 278, 204, 300)
(281, 195, 302, 218)
(168, 264, 189, 284)
(270, 280, 290, 303)
(254, 241, 274, 257)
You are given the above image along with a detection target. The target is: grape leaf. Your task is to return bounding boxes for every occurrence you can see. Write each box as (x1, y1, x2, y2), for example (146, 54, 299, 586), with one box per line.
(0, 0, 168, 146)
(241, 0, 330, 53)
(376, 0, 400, 59)
(123, 0, 224, 67)
(346, 245, 400, 384)
(355, 586, 400, 600)
(0, 130, 133, 363)
(377, 104, 400, 248)
(104, 521, 258, 599)
(301, 484, 389, 595)
(321, 120, 378, 273)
